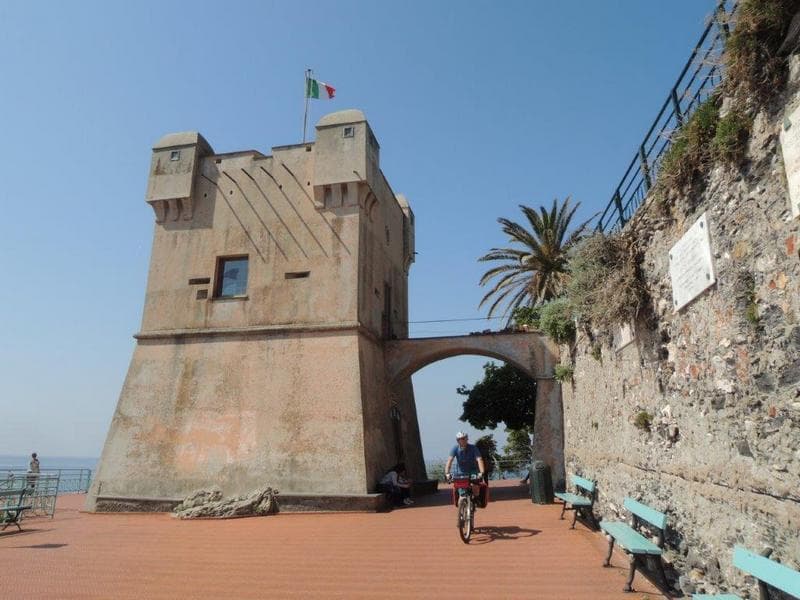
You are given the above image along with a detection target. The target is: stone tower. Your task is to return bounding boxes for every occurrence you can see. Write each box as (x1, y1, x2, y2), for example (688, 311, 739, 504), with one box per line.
(86, 110, 423, 511)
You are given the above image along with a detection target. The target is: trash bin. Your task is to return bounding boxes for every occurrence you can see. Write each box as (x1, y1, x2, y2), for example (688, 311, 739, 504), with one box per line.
(529, 460, 553, 504)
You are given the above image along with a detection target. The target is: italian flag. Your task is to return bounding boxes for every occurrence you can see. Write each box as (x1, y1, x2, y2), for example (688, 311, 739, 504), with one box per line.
(306, 77, 336, 99)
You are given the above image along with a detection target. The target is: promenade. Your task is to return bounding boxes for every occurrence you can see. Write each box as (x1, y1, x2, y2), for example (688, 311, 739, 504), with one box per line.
(1, 481, 666, 599)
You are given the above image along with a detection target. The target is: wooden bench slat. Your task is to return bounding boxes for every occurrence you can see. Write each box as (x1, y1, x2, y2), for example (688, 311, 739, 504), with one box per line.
(571, 475, 595, 493)
(733, 546, 800, 597)
(600, 521, 662, 555)
(554, 492, 591, 506)
(623, 497, 667, 530)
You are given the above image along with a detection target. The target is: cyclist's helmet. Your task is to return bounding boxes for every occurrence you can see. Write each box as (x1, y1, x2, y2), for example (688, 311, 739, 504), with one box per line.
(456, 431, 468, 440)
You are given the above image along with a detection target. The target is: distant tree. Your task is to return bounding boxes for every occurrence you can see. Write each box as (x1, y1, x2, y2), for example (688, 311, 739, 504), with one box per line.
(475, 434, 500, 477)
(457, 362, 536, 432)
(502, 429, 532, 465)
(478, 198, 590, 322)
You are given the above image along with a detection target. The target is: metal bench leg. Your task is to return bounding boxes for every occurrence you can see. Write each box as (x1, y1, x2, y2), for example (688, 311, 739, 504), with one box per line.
(656, 557, 669, 592)
(1, 519, 20, 532)
(571, 507, 579, 529)
(603, 534, 615, 567)
(559, 502, 566, 520)
(624, 554, 637, 592)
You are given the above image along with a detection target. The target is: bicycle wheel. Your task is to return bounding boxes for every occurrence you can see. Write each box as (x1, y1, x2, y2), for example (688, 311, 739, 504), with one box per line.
(457, 496, 472, 543)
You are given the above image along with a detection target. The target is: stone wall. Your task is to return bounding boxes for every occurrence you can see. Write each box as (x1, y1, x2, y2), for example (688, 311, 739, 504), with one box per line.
(562, 65, 800, 596)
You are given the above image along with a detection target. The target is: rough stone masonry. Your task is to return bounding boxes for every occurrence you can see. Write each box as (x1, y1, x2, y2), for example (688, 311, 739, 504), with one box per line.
(562, 59, 800, 596)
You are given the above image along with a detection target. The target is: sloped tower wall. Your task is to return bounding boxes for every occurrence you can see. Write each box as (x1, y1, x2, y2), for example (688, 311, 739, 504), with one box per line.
(87, 111, 419, 511)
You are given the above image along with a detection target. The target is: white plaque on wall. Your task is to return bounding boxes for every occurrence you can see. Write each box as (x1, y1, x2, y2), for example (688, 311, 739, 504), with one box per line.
(669, 213, 716, 312)
(780, 102, 800, 220)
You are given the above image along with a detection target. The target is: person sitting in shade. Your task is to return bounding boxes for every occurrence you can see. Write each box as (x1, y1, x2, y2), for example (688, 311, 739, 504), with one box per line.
(379, 463, 413, 506)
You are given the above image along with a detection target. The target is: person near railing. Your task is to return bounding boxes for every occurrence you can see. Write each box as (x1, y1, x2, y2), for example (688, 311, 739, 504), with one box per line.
(26, 452, 40, 491)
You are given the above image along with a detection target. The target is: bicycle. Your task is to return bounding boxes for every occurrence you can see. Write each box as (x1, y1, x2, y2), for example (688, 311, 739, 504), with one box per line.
(449, 474, 487, 544)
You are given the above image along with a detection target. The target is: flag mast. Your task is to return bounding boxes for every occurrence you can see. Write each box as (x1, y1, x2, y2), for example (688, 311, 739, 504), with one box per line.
(302, 68, 312, 143)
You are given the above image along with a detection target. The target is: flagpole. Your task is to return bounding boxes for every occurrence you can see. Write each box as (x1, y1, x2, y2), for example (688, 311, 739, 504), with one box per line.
(302, 69, 311, 143)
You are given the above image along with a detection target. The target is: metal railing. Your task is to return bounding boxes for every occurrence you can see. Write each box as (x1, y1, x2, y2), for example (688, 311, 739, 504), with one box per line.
(596, 1, 736, 233)
(426, 458, 531, 481)
(1, 468, 92, 519)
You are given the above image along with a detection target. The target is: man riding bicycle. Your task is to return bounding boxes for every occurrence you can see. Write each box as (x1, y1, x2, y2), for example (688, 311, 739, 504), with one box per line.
(444, 431, 487, 506)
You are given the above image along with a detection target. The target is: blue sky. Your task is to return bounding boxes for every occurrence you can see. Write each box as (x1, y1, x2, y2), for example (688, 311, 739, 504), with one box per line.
(0, 1, 715, 462)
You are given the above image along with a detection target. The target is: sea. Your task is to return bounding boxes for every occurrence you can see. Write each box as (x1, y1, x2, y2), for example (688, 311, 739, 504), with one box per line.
(0, 455, 98, 492)
(0, 455, 98, 471)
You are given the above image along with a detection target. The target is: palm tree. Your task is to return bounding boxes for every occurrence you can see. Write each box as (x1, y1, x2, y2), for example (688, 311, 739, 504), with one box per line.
(478, 197, 590, 320)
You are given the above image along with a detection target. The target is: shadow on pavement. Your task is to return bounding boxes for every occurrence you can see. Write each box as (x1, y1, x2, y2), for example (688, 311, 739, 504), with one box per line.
(468, 525, 541, 545)
(0, 528, 56, 541)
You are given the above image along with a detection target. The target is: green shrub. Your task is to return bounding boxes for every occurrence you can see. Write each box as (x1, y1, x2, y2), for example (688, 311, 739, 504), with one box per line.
(565, 233, 645, 337)
(712, 110, 751, 163)
(633, 411, 652, 431)
(512, 305, 541, 329)
(746, 301, 760, 325)
(658, 98, 720, 190)
(725, 0, 796, 105)
(737, 270, 760, 327)
(554, 365, 573, 383)
(590, 344, 602, 362)
(539, 298, 576, 345)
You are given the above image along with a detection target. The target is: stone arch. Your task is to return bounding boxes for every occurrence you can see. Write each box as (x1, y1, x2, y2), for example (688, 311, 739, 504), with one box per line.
(384, 332, 565, 489)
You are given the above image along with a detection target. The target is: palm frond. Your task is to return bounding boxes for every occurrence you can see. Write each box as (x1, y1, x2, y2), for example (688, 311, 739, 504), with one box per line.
(478, 197, 587, 318)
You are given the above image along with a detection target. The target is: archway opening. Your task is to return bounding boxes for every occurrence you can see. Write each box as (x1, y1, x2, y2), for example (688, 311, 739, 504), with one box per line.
(411, 355, 536, 484)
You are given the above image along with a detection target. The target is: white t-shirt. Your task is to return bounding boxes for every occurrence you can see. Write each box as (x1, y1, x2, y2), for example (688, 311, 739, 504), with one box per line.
(380, 471, 400, 486)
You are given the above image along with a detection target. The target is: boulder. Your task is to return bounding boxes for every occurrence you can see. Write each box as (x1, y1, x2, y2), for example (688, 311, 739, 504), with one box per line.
(173, 486, 279, 519)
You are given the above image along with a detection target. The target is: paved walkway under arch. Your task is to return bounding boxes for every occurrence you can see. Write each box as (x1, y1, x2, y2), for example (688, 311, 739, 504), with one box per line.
(1, 481, 666, 599)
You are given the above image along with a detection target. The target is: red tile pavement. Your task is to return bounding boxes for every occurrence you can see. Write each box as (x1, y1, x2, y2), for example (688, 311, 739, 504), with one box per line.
(1, 481, 669, 600)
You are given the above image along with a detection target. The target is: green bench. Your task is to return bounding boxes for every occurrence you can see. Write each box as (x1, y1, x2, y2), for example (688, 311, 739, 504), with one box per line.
(693, 546, 800, 600)
(600, 497, 668, 593)
(554, 474, 598, 529)
(1, 487, 32, 532)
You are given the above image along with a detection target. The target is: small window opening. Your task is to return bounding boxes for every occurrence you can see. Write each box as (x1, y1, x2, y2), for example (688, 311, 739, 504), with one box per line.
(214, 256, 249, 298)
(170, 150, 181, 161)
(340, 183, 348, 204)
(343, 126, 354, 138)
(324, 185, 332, 205)
(188, 277, 211, 285)
(284, 271, 310, 279)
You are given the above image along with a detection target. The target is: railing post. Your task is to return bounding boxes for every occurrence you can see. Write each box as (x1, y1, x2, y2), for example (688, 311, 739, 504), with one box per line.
(716, 1, 730, 41)
(613, 191, 626, 228)
(671, 87, 684, 127)
(639, 144, 652, 191)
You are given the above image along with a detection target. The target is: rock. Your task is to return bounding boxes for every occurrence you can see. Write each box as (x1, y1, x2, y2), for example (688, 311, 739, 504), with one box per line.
(686, 549, 704, 569)
(715, 379, 735, 393)
(779, 359, 800, 386)
(173, 486, 279, 519)
(705, 558, 721, 582)
(174, 489, 223, 510)
(679, 574, 696, 595)
(736, 440, 754, 457)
